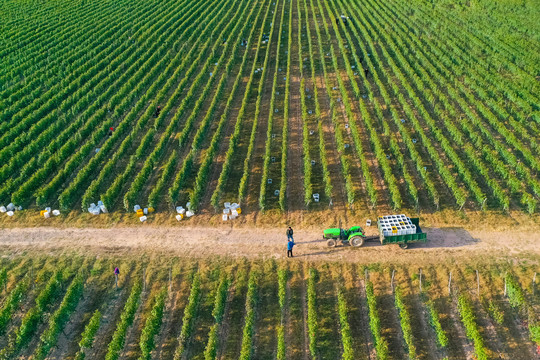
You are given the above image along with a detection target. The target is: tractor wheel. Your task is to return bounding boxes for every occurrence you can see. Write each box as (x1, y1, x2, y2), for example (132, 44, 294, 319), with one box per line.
(327, 239, 337, 247)
(399, 243, 409, 249)
(350, 236, 364, 247)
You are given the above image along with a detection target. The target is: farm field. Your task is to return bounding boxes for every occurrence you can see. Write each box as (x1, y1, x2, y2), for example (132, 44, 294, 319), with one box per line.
(0, 253, 537, 360)
(1, 0, 540, 217)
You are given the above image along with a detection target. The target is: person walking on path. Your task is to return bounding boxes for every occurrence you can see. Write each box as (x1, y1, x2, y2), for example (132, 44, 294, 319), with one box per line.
(114, 267, 120, 289)
(286, 226, 294, 241)
(287, 239, 295, 258)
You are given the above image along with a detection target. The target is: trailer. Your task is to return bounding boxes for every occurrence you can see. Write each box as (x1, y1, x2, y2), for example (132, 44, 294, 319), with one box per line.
(323, 215, 427, 249)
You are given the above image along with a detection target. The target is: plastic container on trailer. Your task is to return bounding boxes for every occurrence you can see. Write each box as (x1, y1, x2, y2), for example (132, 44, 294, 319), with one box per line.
(45, 207, 51, 212)
(100, 205, 108, 213)
(148, 207, 155, 213)
(6, 203, 14, 211)
(139, 216, 147, 222)
(224, 202, 231, 209)
(143, 208, 148, 215)
(134, 205, 141, 212)
(222, 214, 228, 221)
(0, 206, 6, 213)
(186, 211, 194, 218)
(176, 214, 183, 221)
(236, 207, 242, 214)
(43, 211, 50, 219)
(223, 208, 230, 214)
(176, 206, 184, 213)
(6, 211, 14, 217)
(136, 209, 144, 217)
(52, 210, 60, 216)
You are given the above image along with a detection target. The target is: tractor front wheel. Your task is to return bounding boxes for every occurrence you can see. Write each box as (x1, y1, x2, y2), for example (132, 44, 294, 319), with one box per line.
(327, 239, 337, 247)
(350, 236, 364, 247)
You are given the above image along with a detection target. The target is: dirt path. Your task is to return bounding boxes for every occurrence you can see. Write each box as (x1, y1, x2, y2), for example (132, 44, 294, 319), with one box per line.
(1, 226, 539, 265)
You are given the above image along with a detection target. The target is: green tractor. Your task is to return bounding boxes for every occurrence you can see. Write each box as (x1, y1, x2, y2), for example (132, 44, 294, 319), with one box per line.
(323, 226, 367, 247)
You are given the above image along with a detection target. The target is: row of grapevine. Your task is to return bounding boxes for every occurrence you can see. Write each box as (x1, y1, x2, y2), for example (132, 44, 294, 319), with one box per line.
(338, 0, 471, 208)
(189, 0, 271, 211)
(307, 268, 318, 358)
(258, 0, 287, 211)
(203, 274, 231, 360)
(174, 272, 201, 359)
(278, 0, 293, 211)
(181, 0, 269, 210)
(123, 0, 252, 210)
(318, 0, 403, 209)
(139, 287, 168, 360)
(393, 286, 416, 359)
(0, 276, 30, 333)
(237, 0, 282, 204)
(74, 310, 102, 360)
(17, 0, 205, 208)
(33, 271, 86, 360)
(504, 273, 540, 346)
(101, 0, 242, 211)
(456, 295, 489, 360)
(357, 0, 517, 209)
(1, 0, 172, 205)
(308, 0, 365, 207)
(239, 271, 259, 360)
(365, 281, 389, 359)
(105, 281, 143, 360)
(422, 298, 448, 348)
(364, 0, 539, 211)
(0, 269, 64, 359)
(301, 0, 333, 201)
(276, 269, 287, 360)
(336, 284, 354, 360)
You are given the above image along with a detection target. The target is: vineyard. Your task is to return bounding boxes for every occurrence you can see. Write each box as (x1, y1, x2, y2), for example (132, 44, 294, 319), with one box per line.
(1, 0, 540, 215)
(0, 254, 537, 359)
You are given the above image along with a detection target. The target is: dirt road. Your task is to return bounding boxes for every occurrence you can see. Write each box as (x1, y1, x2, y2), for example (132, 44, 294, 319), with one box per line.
(1, 226, 538, 264)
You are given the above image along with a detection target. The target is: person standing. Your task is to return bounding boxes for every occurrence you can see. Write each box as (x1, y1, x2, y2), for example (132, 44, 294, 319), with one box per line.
(286, 226, 294, 241)
(287, 239, 295, 258)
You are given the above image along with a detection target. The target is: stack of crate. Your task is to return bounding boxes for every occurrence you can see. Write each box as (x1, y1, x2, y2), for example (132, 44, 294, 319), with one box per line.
(377, 214, 416, 236)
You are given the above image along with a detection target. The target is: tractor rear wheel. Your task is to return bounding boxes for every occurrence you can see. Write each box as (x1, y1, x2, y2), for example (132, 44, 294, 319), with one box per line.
(327, 239, 337, 247)
(350, 236, 364, 247)
(399, 243, 409, 249)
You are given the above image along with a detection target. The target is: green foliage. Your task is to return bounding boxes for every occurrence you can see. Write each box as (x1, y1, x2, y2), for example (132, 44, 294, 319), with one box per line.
(425, 300, 448, 348)
(0, 276, 30, 334)
(174, 272, 202, 359)
(34, 272, 86, 360)
(457, 295, 488, 360)
(74, 310, 102, 360)
(394, 286, 416, 359)
(139, 287, 167, 360)
(204, 273, 231, 360)
(105, 281, 143, 360)
(307, 268, 319, 358)
(238, 271, 259, 360)
(337, 285, 354, 360)
(365, 281, 389, 360)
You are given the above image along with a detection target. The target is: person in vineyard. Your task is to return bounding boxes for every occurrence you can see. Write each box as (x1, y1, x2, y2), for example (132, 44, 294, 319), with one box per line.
(286, 226, 294, 241)
(114, 267, 120, 289)
(364, 68, 369, 77)
(154, 105, 161, 117)
(287, 239, 295, 258)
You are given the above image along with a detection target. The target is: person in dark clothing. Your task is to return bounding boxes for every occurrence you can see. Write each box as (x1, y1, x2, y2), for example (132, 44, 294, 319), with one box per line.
(286, 226, 294, 241)
(336, 17, 339, 25)
(108, 127, 114, 137)
(114, 267, 120, 288)
(154, 105, 161, 117)
(287, 240, 295, 257)
(364, 68, 369, 77)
